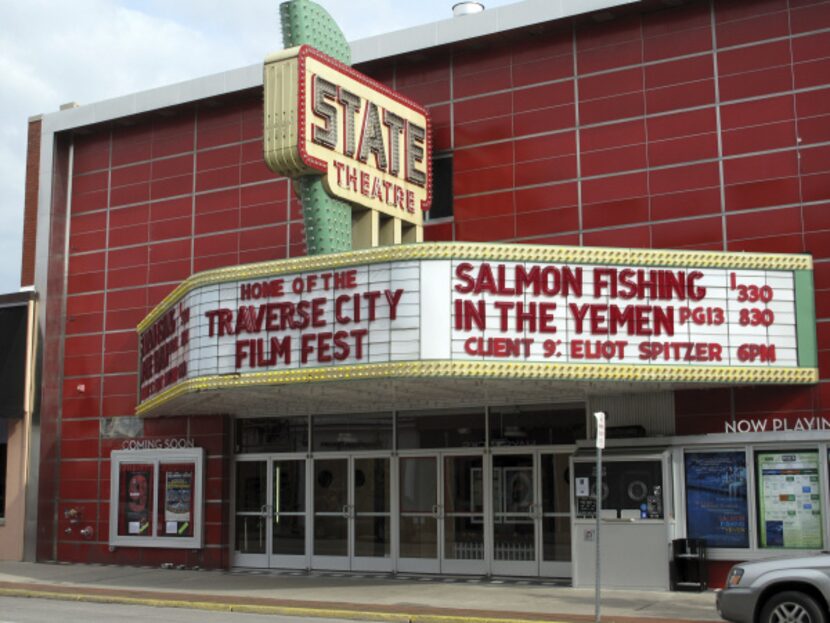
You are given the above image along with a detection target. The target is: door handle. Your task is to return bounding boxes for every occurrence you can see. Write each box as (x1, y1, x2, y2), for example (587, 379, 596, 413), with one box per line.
(342, 504, 353, 519)
(432, 504, 443, 519)
(260, 504, 273, 515)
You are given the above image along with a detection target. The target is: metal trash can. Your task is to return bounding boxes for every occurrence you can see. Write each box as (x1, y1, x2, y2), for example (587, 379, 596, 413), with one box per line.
(670, 538, 707, 591)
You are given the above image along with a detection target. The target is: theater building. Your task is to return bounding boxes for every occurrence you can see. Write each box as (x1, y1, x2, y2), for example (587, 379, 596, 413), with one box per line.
(14, 0, 830, 589)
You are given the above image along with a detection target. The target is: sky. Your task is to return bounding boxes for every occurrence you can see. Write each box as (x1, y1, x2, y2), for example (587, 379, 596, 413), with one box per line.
(0, 0, 518, 294)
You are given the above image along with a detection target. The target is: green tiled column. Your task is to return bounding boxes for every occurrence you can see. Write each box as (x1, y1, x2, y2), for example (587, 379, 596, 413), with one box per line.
(794, 269, 818, 369)
(280, 0, 353, 255)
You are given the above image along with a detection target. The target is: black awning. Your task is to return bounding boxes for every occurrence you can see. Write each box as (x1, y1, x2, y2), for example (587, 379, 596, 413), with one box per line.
(0, 295, 33, 419)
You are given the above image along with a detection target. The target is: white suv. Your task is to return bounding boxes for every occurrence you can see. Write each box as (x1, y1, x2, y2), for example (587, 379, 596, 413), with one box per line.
(717, 553, 830, 623)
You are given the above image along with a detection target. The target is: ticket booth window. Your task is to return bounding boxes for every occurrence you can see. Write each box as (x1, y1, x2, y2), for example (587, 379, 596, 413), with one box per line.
(574, 458, 665, 520)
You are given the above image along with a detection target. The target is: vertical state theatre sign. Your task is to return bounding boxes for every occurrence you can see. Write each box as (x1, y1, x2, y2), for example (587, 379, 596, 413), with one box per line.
(264, 44, 431, 231)
(136, 244, 817, 416)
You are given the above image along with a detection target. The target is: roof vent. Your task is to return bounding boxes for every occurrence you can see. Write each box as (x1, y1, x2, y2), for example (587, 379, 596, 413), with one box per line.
(453, 2, 484, 16)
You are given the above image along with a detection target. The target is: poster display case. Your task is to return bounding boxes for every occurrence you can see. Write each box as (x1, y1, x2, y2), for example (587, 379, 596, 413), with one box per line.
(756, 450, 823, 549)
(109, 448, 204, 548)
(684, 451, 749, 548)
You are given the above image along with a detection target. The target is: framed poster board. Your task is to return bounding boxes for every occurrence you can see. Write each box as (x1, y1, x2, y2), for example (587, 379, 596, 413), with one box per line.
(159, 464, 195, 538)
(756, 450, 823, 549)
(117, 463, 154, 538)
(685, 451, 749, 548)
(110, 448, 204, 548)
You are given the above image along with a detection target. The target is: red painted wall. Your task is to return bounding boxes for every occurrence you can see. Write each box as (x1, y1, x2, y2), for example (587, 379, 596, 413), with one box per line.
(46, 0, 830, 570)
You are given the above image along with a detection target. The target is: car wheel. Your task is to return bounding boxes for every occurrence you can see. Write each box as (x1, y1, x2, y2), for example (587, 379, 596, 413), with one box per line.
(759, 591, 827, 623)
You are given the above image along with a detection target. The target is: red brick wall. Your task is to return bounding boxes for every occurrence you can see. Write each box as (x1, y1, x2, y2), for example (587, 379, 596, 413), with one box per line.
(47, 0, 830, 567)
(404, 0, 830, 253)
(55, 414, 230, 567)
(60, 96, 278, 566)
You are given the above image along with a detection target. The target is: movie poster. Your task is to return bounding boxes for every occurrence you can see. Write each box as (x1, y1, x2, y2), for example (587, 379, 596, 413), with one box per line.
(757, 451, 823, 549)
(121, 465, 153, 537)
(161, 465, 194, 537)
(685, 451, 748, 548)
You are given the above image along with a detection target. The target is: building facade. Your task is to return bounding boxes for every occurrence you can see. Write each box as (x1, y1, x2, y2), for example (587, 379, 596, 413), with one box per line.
(13, 0, 830, 589)
(0, 291, 38, 562)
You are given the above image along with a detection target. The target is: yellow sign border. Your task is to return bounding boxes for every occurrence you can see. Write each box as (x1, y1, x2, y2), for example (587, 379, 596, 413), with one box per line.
(136, 360, 819, 417)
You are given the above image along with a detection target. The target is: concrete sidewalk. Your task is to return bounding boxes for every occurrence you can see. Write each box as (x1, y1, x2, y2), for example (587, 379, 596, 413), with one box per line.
(0, 561, 721, 623)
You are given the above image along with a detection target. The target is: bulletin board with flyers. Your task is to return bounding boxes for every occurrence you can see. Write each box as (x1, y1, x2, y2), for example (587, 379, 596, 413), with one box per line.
(109, 448, 204, 548)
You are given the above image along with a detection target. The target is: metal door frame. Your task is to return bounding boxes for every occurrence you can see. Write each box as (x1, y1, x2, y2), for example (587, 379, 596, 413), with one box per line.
(231, 454, 309, 569)
(396, 453, 441, 573)
(310, 452, 394, 572)
(270, 454, 310, 569)
(233, 446, 574, 577)
(489, 448, 540, 576)
(538, 449, 573, 578)
(439, 449, 488, 575)
(231, 455, 271, 568)
(487, 447, 574, 577)
(351, 453, 395, 572)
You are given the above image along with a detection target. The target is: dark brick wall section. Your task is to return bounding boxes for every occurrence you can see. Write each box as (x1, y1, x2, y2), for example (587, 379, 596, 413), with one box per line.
(21, 117, 41, 287)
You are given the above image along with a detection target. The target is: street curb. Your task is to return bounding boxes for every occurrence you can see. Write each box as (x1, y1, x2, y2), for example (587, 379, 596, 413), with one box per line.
(0, 587, 573, 623)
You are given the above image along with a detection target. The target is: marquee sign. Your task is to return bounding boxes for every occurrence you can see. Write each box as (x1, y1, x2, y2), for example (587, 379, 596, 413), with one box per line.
(136, 243, 817, 416)
(264, 45, 432, 225)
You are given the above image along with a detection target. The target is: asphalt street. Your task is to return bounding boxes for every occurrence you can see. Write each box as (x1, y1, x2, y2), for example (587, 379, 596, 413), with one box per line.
(0, 596, 375, 623)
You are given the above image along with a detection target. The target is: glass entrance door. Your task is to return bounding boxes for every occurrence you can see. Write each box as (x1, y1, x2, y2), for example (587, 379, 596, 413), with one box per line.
(311, 455, 392, 571)
(271, 458, 307, 568)
(352, 457, 392, 571)
(442, 454, 486, 574)
(233, 457, 308, 568)
(488, 451, 573, 577)
(398, 456, 440, 573)
(492, 453, 538, 576)
(234, 459, 268, 567)
(539, 453, 572, 577)
(312, 457, 349, 569)
(235, 449, 571, 576)
(397, 453, 486, 574)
